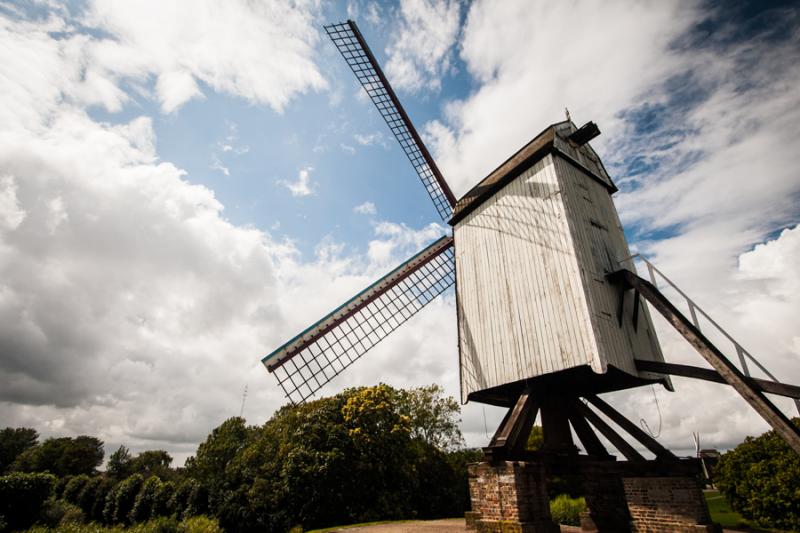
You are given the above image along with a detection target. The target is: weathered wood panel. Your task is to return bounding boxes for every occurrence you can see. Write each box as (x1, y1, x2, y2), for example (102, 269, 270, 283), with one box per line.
(554, 153, 664, 377)
(455, 155, 600, 402)
(455, 128, 666, 402)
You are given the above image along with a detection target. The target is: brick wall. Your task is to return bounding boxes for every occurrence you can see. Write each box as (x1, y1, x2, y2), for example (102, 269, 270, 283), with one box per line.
(468, 461, 560, 533)
(623, 476, 720, 533)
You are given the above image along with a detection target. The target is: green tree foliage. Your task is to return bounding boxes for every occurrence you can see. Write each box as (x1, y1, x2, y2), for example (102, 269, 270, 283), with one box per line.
(113, 474, 144, 524)
(153, 480, 176, 519)
(715, 418, 800, 530)
(549, 494, 586, 526)
(91, 477, 115, 523)
(527, 425, 544, 450)
(108, 446, 134, 481)
(75, 476, 104, 517)
(197, 383, 469, 532)
(131, 476, 163, 523)
(0, 427, 39, 473)
(396, 385, 464, 451)
(63, 474, 91, 504)
(0, 471, 56, 530)
(109, 447, 176, 482)
(13, 436, 104, 477)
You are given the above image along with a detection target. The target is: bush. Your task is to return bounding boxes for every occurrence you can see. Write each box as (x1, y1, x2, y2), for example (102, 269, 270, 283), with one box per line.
(64, 474, 91, 504)
(128, 516, 178, 533)
(38, 498, 85, 527)
(153, 481, 175, 519)
(76, 476, 104, 517)
(113, 474, 144, 524)
(0, 471, 56, 530)
(549, 494, 586, 526)
(131, 476, 163, 523)
(715, 418, 800, 530)
(177, 516, 223, 533)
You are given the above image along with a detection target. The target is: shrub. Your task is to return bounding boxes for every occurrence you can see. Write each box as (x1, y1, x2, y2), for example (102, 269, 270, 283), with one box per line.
(177, 515, 223, 533)
(128, 516, 178, 533)
(0, 471, 56, 530)
(76, 476, 104, 517)
(38, 498, 85, 527)
(64, 474, 91, 504)
(131, 476, 163, 523)
(101, 480, 120, 524)
(549, 494, 586, 526)
(153, 481, 175, 518)
(113, 474, 144, 524)
(715, 419, 800, 530)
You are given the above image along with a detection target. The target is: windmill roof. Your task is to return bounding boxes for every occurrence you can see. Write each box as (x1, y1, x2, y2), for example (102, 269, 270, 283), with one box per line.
(449, 120, 616, 225)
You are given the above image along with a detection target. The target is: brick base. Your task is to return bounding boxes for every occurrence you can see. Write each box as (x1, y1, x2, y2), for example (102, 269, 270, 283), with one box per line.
(468, 461, 559, 533)
(623, 476, 720, 533)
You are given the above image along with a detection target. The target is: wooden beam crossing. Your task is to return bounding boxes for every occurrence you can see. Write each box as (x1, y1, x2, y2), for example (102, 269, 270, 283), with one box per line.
(635, 359, 800, 399)
(611, 269, 800, 455)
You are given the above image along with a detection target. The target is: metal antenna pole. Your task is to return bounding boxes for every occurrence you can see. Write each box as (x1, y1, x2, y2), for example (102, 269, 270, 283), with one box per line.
(239, 384, 248, 418)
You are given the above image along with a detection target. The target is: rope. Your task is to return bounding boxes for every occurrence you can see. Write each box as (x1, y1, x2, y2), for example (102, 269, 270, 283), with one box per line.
(639, 385, 663, 438)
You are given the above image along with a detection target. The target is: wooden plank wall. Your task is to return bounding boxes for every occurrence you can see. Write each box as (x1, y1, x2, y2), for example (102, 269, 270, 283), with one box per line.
(455, 155, 601, 402)
(554, 154, 665, 377)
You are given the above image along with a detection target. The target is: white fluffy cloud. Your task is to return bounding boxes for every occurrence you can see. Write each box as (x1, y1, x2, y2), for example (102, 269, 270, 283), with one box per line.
(82, 0, 327, 113)
(384, 0, 461, 93)
(281, 166, 316, 197)
(353, 201, 377, 215)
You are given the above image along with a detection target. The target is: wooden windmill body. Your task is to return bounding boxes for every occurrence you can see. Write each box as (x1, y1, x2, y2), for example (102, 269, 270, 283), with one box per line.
(452, 122, 668, 405)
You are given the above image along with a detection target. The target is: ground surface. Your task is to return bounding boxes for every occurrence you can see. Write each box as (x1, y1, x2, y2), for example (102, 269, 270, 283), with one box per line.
(314, 520, 582, 532)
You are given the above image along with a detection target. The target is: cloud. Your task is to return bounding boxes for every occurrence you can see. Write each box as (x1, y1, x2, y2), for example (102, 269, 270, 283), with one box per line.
(426, 0, 699, 195)
(384, 0, 461, 93)
(353, 201, 377, 215)
(353, 131, 385, 147)
(280, 166, 316, 197)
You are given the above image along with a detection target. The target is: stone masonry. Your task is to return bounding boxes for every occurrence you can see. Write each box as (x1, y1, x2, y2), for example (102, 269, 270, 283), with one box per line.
(468, 459, 720, 533)
(623, 476, 720, 533)
(467, 461, 560, 533)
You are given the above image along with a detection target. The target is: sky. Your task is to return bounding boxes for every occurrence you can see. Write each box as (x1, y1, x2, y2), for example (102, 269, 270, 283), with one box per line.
(0, 0, 799, 465)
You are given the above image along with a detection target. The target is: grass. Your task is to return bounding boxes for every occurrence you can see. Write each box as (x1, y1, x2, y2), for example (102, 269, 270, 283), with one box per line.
(704, 490, 791, 532)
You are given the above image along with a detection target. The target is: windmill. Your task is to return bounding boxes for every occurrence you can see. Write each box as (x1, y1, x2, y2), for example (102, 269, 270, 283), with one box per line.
(261, 19, 800, 532)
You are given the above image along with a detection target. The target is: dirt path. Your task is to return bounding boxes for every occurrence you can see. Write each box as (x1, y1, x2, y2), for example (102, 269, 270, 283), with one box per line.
(322, 520, 583, 532)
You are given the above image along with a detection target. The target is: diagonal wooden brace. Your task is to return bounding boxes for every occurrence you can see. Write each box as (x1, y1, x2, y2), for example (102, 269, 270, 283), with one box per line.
(609, 268, 800, 455)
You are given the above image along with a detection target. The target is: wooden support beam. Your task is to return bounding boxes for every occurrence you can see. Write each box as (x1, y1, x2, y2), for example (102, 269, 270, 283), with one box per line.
(612, 269, 800, 455)
(585, 395, 676, 461)
(635, 359, 800, 400)
(566, 399, 611, 458)
(485, 387, 538, 459)
(575, 401, 645, 462)
(541, 397, 576, 453)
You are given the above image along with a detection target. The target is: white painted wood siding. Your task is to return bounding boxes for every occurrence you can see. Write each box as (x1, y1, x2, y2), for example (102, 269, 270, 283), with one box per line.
(455, 147, 664, 402)
(455, 155, 601, 402)
(553, 155, 663, 378)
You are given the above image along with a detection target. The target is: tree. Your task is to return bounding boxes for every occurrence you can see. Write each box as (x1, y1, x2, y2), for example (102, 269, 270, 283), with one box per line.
(715, 419, 800, 530)
(131, 450, 174, 480)
(12, 436, 103, 476)
(107, 445, 133, 480)
(0, 427, 38, 473)
(396, 385, 465, 451)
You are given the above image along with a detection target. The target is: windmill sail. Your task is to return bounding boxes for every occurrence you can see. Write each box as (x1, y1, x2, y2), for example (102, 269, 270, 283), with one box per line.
(324, 20, 456, 221)
(263, 236, 455, 404)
